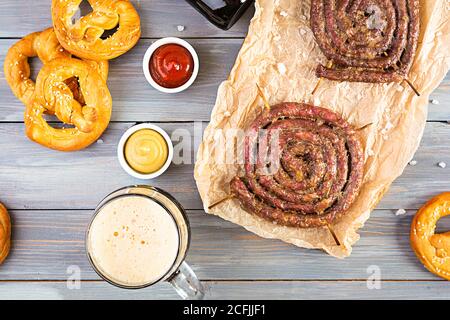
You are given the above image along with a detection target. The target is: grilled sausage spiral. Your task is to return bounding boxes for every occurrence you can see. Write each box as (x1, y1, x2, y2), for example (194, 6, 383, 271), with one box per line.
(310, 0, 420, 83)
(230, 102, 364, 228)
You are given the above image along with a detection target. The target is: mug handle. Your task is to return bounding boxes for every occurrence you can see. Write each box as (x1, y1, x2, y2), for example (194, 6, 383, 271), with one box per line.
(168, 262, 205, 299)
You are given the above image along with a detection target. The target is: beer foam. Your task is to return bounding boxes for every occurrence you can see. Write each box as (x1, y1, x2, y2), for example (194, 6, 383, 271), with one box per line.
(88, 196, 179, 286)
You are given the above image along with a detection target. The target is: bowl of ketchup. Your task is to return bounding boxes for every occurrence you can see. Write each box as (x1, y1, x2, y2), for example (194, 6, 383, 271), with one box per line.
(143, 37, 199, 93)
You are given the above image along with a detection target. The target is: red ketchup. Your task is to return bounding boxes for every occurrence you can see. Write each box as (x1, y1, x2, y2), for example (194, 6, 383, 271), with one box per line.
(149, 44, 194, 88)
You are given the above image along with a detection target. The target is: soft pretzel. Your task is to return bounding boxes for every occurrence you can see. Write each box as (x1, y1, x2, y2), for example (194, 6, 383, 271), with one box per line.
(411, 192, 450, 280)
(25, 57, 112, 151)
(52, 0, 141, 60)
(4, 28, 68, 106)
(4, 28, 108, 106)
(0, 203, 11, 265)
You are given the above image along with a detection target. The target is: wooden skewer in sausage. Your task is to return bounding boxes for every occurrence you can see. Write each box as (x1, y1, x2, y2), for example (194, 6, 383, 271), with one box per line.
(208, 195, 235, 210)
(311, 60, 333, 95)
(327, 224, 341, 246)
(256, 83, 271, 112)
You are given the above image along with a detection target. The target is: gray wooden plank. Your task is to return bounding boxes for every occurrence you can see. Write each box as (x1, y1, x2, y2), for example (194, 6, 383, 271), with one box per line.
(204, 280, 450, 300)
(378, 122, 450, 209)
(0, 39, 240, 122)
(1, 39, 449, 122)
(0, 208, 448, 281)
(0, 280, 448, 300)
(0, 281, 178, 300)
(0, 122, 202, 210)
(0, 122, 449, 211)
(429, 76, 450, 120)
(0, 0, 253, 38)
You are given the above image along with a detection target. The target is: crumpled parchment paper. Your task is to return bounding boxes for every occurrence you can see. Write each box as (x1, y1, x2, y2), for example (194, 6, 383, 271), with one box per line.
(194, 0, 450, 258)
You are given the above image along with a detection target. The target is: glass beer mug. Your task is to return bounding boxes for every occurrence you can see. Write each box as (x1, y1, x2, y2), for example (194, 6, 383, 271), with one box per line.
(86, 186, 204, 299)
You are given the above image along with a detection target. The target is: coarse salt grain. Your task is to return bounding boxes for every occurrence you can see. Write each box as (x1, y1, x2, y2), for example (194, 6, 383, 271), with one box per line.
(430, 99, 440, 105)
(385, 121, 394, 130)
(438, 162, 446, 168)
(395, 209, 406, 216)
(97, 139, 104, 144)
(277, 63, 287, 74)
(177, 25, 185, 32)
(408, 160, 417, 166)
(381, 121, 394, 135)
(280, 10, 288, 17)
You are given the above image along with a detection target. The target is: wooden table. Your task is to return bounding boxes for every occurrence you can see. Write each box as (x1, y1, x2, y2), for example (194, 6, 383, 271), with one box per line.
(0, 0, 449, 300)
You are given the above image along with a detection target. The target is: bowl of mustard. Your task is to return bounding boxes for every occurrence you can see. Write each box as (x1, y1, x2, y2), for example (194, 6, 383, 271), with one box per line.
(118, 123, 173, 179)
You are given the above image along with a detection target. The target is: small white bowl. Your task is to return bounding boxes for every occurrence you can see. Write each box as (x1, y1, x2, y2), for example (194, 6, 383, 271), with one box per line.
(118, 123, 174, 180)
(143, 37, 199, 93)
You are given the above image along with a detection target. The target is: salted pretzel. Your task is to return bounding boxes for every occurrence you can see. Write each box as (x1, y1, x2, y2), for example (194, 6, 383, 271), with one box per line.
(52, 0, 141, 60)
(25, 57, 112, 151)
(411, 192, 450, 280)
(0, 203, 11, 265)
(4, 28, 108, 107)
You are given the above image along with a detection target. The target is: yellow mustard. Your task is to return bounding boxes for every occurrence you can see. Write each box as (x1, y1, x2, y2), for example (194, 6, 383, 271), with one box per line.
(124, 129, 168, 174)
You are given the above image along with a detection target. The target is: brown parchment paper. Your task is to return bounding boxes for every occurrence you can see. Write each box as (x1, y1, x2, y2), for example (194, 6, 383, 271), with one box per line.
(194, 0, 450, 258)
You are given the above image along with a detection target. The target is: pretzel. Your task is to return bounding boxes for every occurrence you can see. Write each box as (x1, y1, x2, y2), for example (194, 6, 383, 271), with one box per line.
(0, 203, 11, 265)
(411, 192, 450, 280)
(4, 28, 68, 106)
(52, 0, 141, 60)
(4, 28, 108, 107)
(25, 57, 112, 151)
